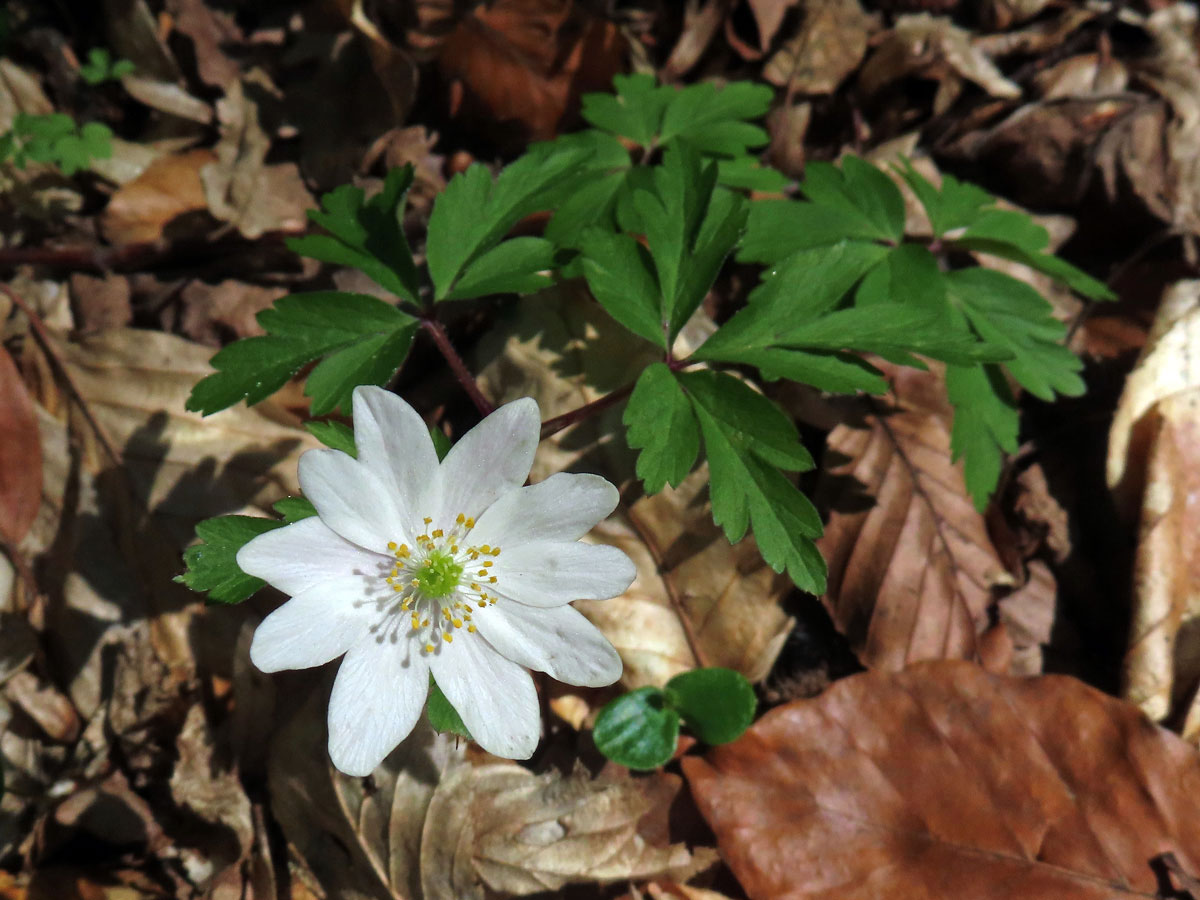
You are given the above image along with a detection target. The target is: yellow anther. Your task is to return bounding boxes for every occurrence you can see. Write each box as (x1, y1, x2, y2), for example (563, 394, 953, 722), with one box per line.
(480, 545, 491, 553)
(468, 624, 477, 633)
(444, 633, 453, 643)
(492, 547, 501, 555)
(422, 618, 430, 627)
(456, 513, 465, 524)
(452, 618, 463, 628)
(425, 643, 435, 653)
(489, 598, 497, 605)
(432, 529, 444, 538)
(393, 584, 403, 592)
(477, 569, 487, 577)
(387, 541, 397, 550)
(424, 516, 432, 525)
(397, 545, 410, 557)
(417, 534, 429, 542)
(482, 561, 493, 568)
(423, 558, 432, 567)
(471, 583, 480, 591)
(489, 576, 497, 584)
(478, 600, 487, 609)
(412, 578, 421, 587)
(464, 517, 475, 529)
(450, 545, 458, 553)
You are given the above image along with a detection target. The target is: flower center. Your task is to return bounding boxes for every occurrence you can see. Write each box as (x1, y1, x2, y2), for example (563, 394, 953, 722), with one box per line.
(371, 513, 502, 656)
(420, 549, 463, 598)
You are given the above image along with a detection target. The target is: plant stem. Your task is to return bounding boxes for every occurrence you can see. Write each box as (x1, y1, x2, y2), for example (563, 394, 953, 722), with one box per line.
(418, 317, 494, 417)
(539, 382, 635, 441)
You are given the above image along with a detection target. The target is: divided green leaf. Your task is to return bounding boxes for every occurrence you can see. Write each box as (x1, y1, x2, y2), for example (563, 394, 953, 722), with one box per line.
(624, 362, 700, 493)
(426, 142, 590, 300)
(176, 515, 284, 604)
(186, 291, 417, 416)
(305, 420, 358, 457)
(273, 497, 318, 523)
(678, 370, 826, 593)
(287, 166, 420, 303)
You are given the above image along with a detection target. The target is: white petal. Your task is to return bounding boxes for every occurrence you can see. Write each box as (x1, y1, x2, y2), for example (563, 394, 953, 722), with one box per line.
(299, 448, 408, 551)
(430, 635, 539, 759)
(436, 398, 540, 524)
(327, 638, 429, 776)
(237, 517, 384, 596)
(249, 581, 373, 672)
(351, 386, 439, 524)
(490, 541, 636, 608)
(472, 473, 619, 549)
(475, 602, 621, 688)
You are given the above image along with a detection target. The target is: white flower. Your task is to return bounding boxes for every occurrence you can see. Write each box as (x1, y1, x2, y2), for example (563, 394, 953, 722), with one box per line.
(237, 385, 635, 776)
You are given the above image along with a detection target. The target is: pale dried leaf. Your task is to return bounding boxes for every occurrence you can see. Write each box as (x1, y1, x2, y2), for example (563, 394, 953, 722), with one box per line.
(0, 345, 41, 544)
(201, 82, 314, 240)
(684, 660, 1200, 900)
(815, 364, 1011, 670)
(764, 0, 873, 93)
(420, 764, 716, 899)
(101, 149, 216, 246)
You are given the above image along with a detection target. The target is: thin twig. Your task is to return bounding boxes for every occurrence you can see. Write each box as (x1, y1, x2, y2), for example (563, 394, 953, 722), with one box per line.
(1, 283, 123, 468)
(539, 382, 635, 441)
(418, 317, 494, 417)
(621, 491, 711, 670)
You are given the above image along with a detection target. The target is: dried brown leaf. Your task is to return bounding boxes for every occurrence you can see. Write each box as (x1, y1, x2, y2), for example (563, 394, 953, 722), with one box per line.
(763, 0, 873, 93)
(100, 149, 216, 246)
(201, 82, 314, 240)
(0, 345, 41, 544)
(420, 763, 716, 899)
(438, 0, 625, 145)
(684, 660, 1200, 900)
(815, 365, 1011, 670)
(1107, 281, 1200, 727)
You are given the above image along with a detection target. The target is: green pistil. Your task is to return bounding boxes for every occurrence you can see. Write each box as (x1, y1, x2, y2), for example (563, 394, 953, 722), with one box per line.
(421, 550, 463, 599)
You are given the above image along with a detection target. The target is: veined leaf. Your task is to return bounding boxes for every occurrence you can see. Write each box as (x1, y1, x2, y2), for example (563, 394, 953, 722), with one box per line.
(287, 165, 419, 303)
(426, 142, 590, 300)
(624, 363, 700, 493)
(176, 515, 284, 604)
(186, 291, 417, 416)
(946, 363, 1019, 511)
(579, 229, 664, 346)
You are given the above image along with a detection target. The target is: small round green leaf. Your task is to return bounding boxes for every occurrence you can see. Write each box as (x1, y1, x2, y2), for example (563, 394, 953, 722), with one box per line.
(593, 686, 680, 770)
(666, 667, 756, 745)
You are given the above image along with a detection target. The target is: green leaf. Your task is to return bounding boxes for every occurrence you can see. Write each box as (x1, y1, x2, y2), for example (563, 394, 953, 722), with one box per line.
(679, 371, 826, 593)
(581, 73, 672, 147)
(287, 166, 419, 303)
(698, 240, 890, 360)
(579, 229, 664, 346)
(624, 363, 699, 493)
(186, 292, 417, 416)
(79, 47, 131, 84)
(798, 155, 905, 245)
(273, 497, 318, 522)
(730, 347, 889, 395)
(716, 156, 789, 192)
(659, 81, 773, 156)
(429, 425, 451, 461)
(665, 668, 756, 745)
(426, 142, 590, 300)
(740, 198, 877, 262)
(176, 515, 284, 604)
(955, 238, 1115, 301)
(593, 686, 679, 770)
(428, 676, 471, 740)
(445, 236, 558, 300)
(946, 363, 1018, 511)
(305, 420, 357, 457)
(896, 162, 993, 237)
(944, 268, 1084, 402)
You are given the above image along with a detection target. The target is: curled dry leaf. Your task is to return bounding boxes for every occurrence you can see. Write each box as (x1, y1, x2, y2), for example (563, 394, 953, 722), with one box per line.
(0, 344, 42, 544)
(815, 363, 1013, 671)
(477, 286, 792, 688)
(420, 763, 716, 899)
(438, 0, 625, 145)
(746, 0, 801, 50)
(763, 0, 874, 94)
(1107, 280, 1200, 730)
(858, 13, 1019, 114)
(201, 81, 314, 240)
(683, 660, 1200, 900)
(100, 149, 216, 246)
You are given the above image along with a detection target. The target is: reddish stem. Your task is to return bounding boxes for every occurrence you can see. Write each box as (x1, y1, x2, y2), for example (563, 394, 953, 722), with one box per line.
(539, 382, 635, 441)
(418, 317, 494, 417)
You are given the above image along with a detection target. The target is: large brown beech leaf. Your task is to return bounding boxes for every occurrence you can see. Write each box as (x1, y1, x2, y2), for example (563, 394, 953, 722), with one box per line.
(815, 365, 1013, 670)
(683, 661, 1200, 900)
